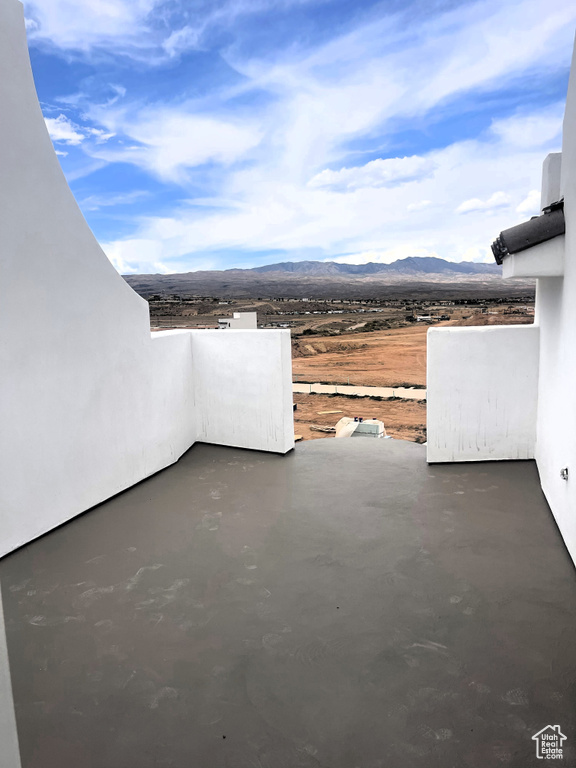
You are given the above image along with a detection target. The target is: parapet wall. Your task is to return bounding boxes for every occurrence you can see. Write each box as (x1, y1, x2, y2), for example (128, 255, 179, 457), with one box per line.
(192, 330, 294, 454)
(427, 325, 539, 463)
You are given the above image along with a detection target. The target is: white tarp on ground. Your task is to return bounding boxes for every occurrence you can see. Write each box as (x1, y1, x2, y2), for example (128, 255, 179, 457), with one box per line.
(335, 417, 386, 438)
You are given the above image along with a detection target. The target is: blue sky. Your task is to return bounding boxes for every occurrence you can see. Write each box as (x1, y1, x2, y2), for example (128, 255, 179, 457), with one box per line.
(24, 0, 575, 274)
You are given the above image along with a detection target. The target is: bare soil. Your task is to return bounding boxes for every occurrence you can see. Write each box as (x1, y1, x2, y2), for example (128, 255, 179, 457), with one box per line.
(293, 325, 429, 387)
(293, 393, 427, 443)
(291, 306, 534, 441)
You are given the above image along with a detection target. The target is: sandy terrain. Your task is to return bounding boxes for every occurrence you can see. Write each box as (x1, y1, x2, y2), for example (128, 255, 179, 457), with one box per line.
(293, 325, 429, 387)
(291, 307, 534, 441)
(293, 393, 427, 443)
(292, 307, 534, 387)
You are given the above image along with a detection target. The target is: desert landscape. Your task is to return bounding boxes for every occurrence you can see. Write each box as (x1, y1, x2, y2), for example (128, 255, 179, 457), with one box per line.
(291, 304, 534, 441)
(125, 258, 535, 444)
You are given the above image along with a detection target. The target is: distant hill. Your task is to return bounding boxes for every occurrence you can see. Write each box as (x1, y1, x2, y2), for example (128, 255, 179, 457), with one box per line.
(124, 256, 534, 301)
(250, 257, 500, 276)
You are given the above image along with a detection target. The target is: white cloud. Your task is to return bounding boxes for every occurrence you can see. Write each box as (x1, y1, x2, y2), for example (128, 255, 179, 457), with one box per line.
(103, 115, 556, 272)
(103, 236, 219, 274)
(102, 238, 171, 274)
(516, 189, 541, 216)
(32, 0, 573, 271)
(225, 0, 576, 135)
(24, 0, 326, 59)
(44, 114, 85, 145)
(456, 191, 510, 215)
(407, 200, 431, 212)
(87, 127, 116, 143)
(79, 190, 150, 212)
(309, 156, 435, 191)
(44, 114, 116, 152)
(396, 1, 576, 116)
(162, 27, 203, 59)
(87, 109, 262, 182)
(24, 0, 161, 54)
(490, 106, 564, 149)
(460, 246, 492, 263)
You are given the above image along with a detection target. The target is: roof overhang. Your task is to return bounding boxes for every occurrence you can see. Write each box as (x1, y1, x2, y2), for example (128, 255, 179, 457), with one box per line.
(491, 200, 565, 265)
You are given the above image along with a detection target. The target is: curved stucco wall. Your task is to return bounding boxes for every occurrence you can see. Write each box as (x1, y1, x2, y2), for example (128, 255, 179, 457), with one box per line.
(0, 0, 294, 558)
(0, 0, 197, 556)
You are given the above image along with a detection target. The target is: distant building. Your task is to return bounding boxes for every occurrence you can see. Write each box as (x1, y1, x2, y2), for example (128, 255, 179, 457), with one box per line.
(218, 311, 258, 329)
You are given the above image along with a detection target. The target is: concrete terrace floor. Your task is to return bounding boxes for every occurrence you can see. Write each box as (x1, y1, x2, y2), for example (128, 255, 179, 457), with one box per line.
(1, 439, 576, 768)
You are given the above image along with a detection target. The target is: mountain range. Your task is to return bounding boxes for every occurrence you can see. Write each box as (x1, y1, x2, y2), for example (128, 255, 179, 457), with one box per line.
(124, 256, 533, 301)
(249, 257, 500, 276)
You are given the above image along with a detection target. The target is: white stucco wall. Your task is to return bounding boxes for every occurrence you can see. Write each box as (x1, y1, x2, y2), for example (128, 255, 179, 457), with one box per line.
(502, 236, 564, 278)
(192, 330, 294, 453)
(427, 326, 539, 463)
(0, 590, 21, 768)
(541, 152, 562, 208)
(0, 0, 293, 559)
(533, 46, 576, 564)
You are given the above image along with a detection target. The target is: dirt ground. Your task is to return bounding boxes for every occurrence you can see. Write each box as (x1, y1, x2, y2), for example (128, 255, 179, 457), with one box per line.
(293, 393, 427, 443)
(292, 325, 429, 387)
(292, 308, 535, 388)
(291, 307, 534, 441)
